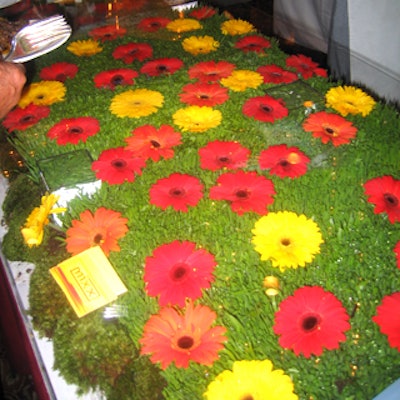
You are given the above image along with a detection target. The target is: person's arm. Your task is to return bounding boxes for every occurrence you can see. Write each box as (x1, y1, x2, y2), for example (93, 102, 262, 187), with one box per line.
(0, 61, 26, 118)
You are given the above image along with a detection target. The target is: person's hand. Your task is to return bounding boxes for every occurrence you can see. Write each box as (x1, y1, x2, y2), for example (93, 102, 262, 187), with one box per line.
(0, 61, 26, 118)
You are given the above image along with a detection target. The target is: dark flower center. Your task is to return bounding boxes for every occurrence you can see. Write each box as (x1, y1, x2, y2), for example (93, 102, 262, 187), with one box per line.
(384, 192, 399, 207)
(169, 187, 185, 197)
(157, 65, 168, 72)
(279, 159, 290, 168)
(241, 396, 254, 400)
(271, 72, 282, 77)
(199, 94, 210, 99)
(281, 238, 291, 246)
(129, 48, 138, 55)
(302, 315, 320, 332)
(177, 335, 194, 350)
(324, 126, 336, 136)
(235, 189, 249, 199)
(20, 114, 35, 123)
(36, 94, 45, 100)
(112, 158, 127, 169)
(150, 139, 161, 148)
(68, 126, 83, 135)
(218, 156, 230, 163)
(93, 233, 104, 244)
(55, 73, 67, 82)
(260, 104, 273, 113)
(170, 263, 189, 282)
(111, 74, 125, 86)
(301, 63, 311, 70)
(150, 22, 161, 28)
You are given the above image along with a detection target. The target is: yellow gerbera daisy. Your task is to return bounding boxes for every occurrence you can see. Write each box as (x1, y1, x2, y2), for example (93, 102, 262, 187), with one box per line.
(221, 19, 255, 35)
(166, 18, 202, 33)
(325, 85, 376, 117)
(220, 70, 263, 92)
(110, 89, 164, 118)
(252, 211, 324, 271)
(21, 193, 66, 247)
(182, 35, 219, 56)
(173, 106, 222, 132)
(67, 39, 103, 57)
(204, 359, 298, 400)
(18, 81, 66, 108)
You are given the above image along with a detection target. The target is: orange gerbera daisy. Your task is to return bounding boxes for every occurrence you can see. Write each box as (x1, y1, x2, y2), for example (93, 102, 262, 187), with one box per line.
(65, 207, 129, 256)
(140, 301, 227, 369)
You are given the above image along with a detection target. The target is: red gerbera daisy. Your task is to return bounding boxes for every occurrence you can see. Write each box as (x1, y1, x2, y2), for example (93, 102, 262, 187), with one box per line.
(65, 207, 129, 256)
(188, 60, 236, 83)
(140, 58, 184, 77)
(256, 64, 298, 84)
(302, 111, 358, 146)
(112, 42, 153, 64)
(258, 144, 310, 179)
(139, 301, 227, 369)
(373, 292, 400, 351)
(88, 25, 127, 41)
(234, 35, 271, 53)
(286, 54, 328, 79)
(179, 82, 229, 107)
(273, 286, 351, 358)
(93, 69, 138, 89)
(149, 173, 204, 212)
(2, 104, 50, 132)
(92, 147, 146, 185)
(394, 241, 400, 269)
(125, 124, 182, 162)
(242, 95, 289, 123)
(144, 240, 216, 307)
(137, 17, 171, 32)
(47, 117, 100, 145)
(189, 6, 217, 20)
(39, 62, 79, 82)
(209, 170, 275, 215)
(198, 140, 250, 171)
(363, 175, 400, 224)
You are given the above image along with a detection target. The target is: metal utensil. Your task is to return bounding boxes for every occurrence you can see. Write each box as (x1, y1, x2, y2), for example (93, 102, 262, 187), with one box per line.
(3, 15, 72, 63)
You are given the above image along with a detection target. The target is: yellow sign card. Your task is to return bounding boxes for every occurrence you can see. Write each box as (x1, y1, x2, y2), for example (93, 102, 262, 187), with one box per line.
(50, 246, 128, 318)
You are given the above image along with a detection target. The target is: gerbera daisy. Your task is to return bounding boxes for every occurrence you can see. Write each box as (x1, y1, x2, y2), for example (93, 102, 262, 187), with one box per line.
(173, 106, 222, 133)
(47, 116, 100, 145)
(140, 58, 184, 77)
(18, 81, 66, 108)
(88, 25, 126, 41)
(110, 89, 164, 118)
(2, 104, 50, 132)
(67, 39, 103, 57)
(302, 111, 358, 146)
(259, 144, 310, 178)
(166, 18, 202, 33)
(144, 240, 217, 307)
(189, 6, 217, 20)
(188, 60, 236, 82)
(394, 241, 400, 269)
(93, 69, 138, 89)
(65, 207, 129, 256)
(112, 42, 153, 64)
(252, 211, 323, 270)
(204, 359, 298, 400)
(257, 64, 298, 84)
(273, 286, 350, 357)
(221, 19, 255, 35)
(234, 35, 271, 53)
(179, 82, 229, 107)
(220, 70, 263, 92)
(363, 175, 400, 223)
(149, 173, 204, 212)
(198, 140, 250, 171)
(92, 147, 145, 185)
(139, 301, 227, 369)
(325, 85, 376, 117)
(125, 124, 182, 162)
(242, 94, 289, 123)
(182, 35, 219, 56)
(39, 62, 79, 82)
(209, 170, 275, 215)
(286, 54, 327, 79)
(137, 16, 171, 32)
(373, 292, 400, 351)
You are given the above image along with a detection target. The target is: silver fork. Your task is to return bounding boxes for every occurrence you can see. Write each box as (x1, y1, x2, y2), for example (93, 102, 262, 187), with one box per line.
(4, 15, 72, 63)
